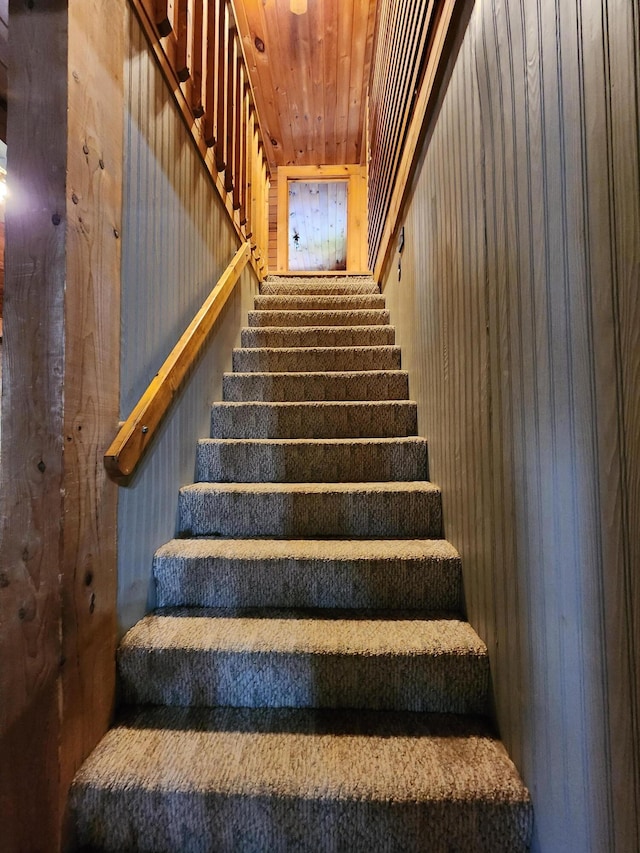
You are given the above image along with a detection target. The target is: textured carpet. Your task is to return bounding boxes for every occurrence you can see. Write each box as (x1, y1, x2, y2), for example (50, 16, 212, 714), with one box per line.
(210, 399, 418, 438)
(240, 324, 396, 348)
(195, 436, 427, 482)
(70, 274, 532, 851)
(232, 345, 402, 373)
(222, 369, 410, 402)
(71, 707, 532, 853)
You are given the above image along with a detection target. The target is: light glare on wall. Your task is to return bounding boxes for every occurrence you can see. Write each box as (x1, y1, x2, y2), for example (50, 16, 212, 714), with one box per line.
(290, 0, 307, 14)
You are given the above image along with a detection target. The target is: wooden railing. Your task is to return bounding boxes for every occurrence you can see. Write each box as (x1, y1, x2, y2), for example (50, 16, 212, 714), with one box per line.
(130, 0, 270, 276)
(368, 0, 460, 282)
(105, 242, 251, 481)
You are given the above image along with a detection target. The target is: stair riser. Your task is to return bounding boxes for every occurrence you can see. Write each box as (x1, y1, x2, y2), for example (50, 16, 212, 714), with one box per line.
(177, 489, 442, 538)
(241, 326, 396, 348)
(222, 372, 409, 402)
(118, 649, 488, 714)
(73, 786, 531, 853)
(254, 295, 386, 310)
(248, 310, 390, 327)
(232, 347, 402, 373)
(210, 402, 418, 439)
(195, 439, 427, 483)
(154, 554, 460, 610)
(261, 278, 379, 295)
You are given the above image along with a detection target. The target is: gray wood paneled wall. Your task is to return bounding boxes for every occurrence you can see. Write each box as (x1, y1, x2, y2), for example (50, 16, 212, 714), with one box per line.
(117, 8, 257, 632)
(381, 0, 640, 849)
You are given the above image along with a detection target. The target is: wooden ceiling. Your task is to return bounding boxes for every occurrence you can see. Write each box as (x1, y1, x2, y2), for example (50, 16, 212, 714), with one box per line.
(233, 0, 377, 169)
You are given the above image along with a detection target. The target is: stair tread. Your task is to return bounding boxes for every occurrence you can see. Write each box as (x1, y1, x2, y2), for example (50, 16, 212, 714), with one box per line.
(225, 370, 408, 379)
(180, 480, 439, 496)
(248, 309, 390, 327)
(197, 436, 425, 447)
(121, 609, 486, 656)
(261, 275, 379, 294)
(72, 705, 529, 804)
(212, 399, 416, 408)
(254, 295, 386, 309)
(155, 537, 458, 561)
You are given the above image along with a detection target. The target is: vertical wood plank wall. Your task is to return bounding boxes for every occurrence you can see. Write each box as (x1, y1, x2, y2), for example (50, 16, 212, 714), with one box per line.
(117, 8, 258, 632)
(381, 0, 640, 849)
(0, 1, 124, 849)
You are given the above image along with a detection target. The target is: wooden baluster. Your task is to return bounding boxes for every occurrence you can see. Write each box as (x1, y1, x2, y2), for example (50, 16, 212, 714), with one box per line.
(174, 0, 189, 82)
(203, 0, 220, 147)
(233, 60, 244, 214)
(187, 0, 204, 116)
(225, 31, 238, 193)
(244, 101, 254, 236)
(215, 1, 230, 172)
(154, 0, 176, 37)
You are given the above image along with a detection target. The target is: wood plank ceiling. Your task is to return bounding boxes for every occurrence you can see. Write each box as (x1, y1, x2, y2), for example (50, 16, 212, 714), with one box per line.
(233, 0, 377, 168)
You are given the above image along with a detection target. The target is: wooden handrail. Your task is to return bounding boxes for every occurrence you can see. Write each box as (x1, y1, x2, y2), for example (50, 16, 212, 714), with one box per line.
(105, 242, 251, 481)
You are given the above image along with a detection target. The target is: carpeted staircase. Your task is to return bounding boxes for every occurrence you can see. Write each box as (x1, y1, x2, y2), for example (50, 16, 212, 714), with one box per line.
(71, 275, 533, 852)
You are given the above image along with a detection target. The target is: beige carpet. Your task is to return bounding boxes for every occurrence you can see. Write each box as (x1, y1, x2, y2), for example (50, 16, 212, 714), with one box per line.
(70, 276, 532, 852)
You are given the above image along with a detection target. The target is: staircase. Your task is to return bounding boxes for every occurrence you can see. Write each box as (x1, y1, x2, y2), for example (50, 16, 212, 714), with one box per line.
(71, 275, 532, 852)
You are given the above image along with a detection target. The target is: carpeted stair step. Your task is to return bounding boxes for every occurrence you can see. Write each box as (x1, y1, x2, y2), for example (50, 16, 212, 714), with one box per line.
(177, 481, 441, 538)
(254, 294, 386, 310)
(153, 538, 460, 610)
(248, 309, 390, 327)
(222, 370, 409, 402)
(210, 400, 417, 439)
(117, 609, 489, 713)
(232, 345, 401, 373)
(195, 437, 427, 483)
(261, 275, 380, 294)
(71, 707, 532, 853)
(241, 325, 395, 348)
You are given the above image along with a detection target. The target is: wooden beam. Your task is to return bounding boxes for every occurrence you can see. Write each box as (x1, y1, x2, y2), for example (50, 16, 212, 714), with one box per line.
(0, 1, 124, 849)
(105, 242, 251, 481)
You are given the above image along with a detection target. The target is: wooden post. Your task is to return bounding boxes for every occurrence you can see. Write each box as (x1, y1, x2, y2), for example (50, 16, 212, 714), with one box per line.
(0, 1, 124, 850)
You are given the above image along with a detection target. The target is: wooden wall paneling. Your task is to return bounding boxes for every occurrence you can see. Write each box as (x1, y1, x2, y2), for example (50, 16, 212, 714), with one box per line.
(379, 0, 640, 848)
(581, 0, 640, 846)
(60, 0, 125, 833)
(0, 1, 124, 849)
